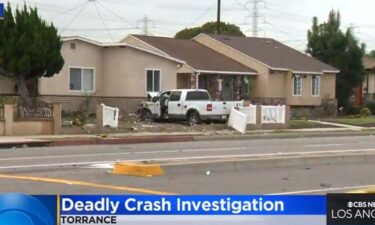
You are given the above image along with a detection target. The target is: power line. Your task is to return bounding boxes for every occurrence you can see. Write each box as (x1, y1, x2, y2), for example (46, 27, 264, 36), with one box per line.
(60, 27, 138, 32)
(61, 0, 90, 34)
(49, 0, 88, 20)
(95, 0, 141, 31)
(188, 5, 214, 27)
(93, 0, 115, 41)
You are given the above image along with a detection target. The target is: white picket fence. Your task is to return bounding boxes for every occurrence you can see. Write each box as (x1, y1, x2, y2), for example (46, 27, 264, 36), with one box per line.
(101, 103, 120, 128)
(237, 105, 257, 125)
(227, 107, 248, 134)
(261, 105, 286, 124)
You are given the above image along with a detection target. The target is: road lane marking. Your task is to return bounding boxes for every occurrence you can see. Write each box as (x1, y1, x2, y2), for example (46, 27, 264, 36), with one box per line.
(0, 153, 130, 161)
(271, 184, 375, 195)
(0, 174, 175, 195)
(135, 147, 246, 154)
(2, 148, 375, 170)
(0, 147, 246, 161)
(305, 144, 343, 147)
(0, 161, 116, 170)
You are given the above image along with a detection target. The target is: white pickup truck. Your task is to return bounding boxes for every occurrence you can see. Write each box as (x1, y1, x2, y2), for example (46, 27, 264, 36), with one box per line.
(139, 89, 243, 126)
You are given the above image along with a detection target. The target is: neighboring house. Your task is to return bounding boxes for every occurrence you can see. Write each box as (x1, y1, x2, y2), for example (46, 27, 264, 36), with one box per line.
(362, 57, 375, 103)
(192, 34, 339, 115)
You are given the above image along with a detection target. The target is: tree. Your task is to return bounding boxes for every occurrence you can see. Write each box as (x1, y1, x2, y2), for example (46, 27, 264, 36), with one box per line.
(307, 11, 365, 109)
(367, 50, 375, 58)
(175, 21, 245, 39)
(0, 4, 64, 103)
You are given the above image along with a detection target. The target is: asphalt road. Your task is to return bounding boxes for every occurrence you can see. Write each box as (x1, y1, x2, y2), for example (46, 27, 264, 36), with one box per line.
(0, 135, 375, 194)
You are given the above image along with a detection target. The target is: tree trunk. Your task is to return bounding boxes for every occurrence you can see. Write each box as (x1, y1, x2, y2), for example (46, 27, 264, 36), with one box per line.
(18, 78, 31, 105)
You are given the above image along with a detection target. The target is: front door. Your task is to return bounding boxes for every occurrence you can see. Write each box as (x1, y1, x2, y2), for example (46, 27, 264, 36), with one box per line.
(221, 76, 234, 100)
(168, 91, 183, 118)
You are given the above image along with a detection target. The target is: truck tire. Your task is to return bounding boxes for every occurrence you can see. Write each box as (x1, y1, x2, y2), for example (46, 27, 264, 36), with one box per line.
(187, 110, 200, 126)
(140, 108, 152, 123)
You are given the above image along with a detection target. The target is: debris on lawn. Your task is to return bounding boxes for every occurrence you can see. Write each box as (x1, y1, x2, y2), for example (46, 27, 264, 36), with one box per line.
(83, 123, 96, 134)
(61, 111, 234, 135)
(62, 120, 74, 126)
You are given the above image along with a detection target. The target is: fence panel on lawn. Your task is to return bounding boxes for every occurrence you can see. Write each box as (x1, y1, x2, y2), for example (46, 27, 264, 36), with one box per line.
(237, 105, 257, 124)
(102, 103, 119, 128)
(228, 107, 247, 134)
(261, 105, 286, 124)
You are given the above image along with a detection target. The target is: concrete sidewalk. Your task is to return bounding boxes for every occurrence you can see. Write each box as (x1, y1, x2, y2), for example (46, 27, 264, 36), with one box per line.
(308, 120, 364, 131)
(0, 126, 374, 148)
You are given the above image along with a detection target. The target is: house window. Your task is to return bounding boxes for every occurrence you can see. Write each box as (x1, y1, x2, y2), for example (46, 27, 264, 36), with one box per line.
(293, 75, 302, 96)
(146, 69, 161, 92)
(69, 67, 95, 92)
(312, 76, 320, 96)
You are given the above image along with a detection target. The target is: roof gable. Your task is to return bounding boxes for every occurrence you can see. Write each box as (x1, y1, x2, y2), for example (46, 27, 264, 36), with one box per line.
(132, 35, 256, 74)
(199, 34, 339, 74)
(61, 36, 184, 64)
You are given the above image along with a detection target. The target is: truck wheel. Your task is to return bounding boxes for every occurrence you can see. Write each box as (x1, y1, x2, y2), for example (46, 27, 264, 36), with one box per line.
(140, 109, 152, 123)
(187, 111, 200, 126)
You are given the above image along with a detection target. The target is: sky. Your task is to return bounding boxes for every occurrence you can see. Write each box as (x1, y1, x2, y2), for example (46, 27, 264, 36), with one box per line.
(6, 0, 375, 51)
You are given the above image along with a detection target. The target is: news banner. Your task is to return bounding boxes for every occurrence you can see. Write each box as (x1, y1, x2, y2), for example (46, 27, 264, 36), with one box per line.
(1, 194, 375, 225)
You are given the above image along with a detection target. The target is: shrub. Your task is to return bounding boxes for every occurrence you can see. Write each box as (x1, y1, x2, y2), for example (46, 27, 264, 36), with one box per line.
(346, 104, 361, 115)
(360, 107, 372, 117)
(0, 96, 20, 104)
(366, 101, 375, 114)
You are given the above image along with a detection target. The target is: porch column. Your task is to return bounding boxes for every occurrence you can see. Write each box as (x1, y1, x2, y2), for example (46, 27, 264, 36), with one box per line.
(190, 73, 197, 89)
(213, 75, 221, 100)
(234, 76, 241, 100)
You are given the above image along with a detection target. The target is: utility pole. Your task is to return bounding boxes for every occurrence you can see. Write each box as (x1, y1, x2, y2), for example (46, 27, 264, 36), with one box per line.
(217, 0, 221, 34)
(137, 15, 154, 35)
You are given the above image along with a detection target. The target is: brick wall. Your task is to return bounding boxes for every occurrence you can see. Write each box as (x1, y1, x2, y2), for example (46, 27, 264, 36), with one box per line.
(290, 98, 338, 118)
(250, 97, 287, 105)
(38, 96, 145, 114)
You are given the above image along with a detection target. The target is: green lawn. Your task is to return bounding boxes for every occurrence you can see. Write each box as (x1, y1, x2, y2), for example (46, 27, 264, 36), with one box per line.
(324, 117, 375, 127)
(290, 120, 335, 129)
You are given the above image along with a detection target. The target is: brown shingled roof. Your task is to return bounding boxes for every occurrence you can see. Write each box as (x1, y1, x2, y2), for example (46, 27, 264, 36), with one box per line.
(133, 35, 256, 74)
(203, 34, 339, 73)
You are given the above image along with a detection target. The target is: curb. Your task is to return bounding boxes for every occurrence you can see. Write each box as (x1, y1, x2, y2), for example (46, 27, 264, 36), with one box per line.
(50, 135, 195, 147)
(1, 130, 374, 149)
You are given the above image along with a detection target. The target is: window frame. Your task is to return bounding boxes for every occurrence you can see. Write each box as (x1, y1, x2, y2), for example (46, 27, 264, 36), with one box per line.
(311, 75, 321, 96)
(68, 66, 96, 92)
(169, 91, 182, 102)
(145, 68, 162, 93)
(185, 91, 211, 101)
(293, 75, 302, 96)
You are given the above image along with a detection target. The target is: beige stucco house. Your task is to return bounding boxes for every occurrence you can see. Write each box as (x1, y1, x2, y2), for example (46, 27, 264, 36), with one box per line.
(1, 36, 185, 112)
(1, 33, 339, 116)
(363, 57, 375, 101)
(192, 34, 339, 113)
